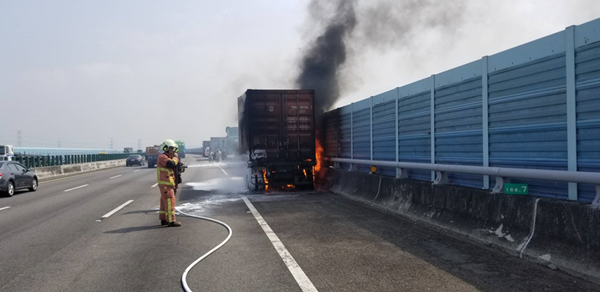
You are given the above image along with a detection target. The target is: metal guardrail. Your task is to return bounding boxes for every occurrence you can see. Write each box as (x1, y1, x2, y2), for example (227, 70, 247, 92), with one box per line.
(14, 153, 145, 169)
(329, 157, 600, 205)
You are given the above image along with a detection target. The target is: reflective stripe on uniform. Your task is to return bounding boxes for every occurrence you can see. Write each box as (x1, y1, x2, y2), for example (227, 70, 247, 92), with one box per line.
(157, 167, 174, 175)
(158, 180, 175, 186)
(167, 198, 173, 222)
(157, 167, 175, 186)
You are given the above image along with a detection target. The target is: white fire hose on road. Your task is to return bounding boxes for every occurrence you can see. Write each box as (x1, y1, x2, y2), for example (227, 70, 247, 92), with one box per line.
(175, 207, 232, 292)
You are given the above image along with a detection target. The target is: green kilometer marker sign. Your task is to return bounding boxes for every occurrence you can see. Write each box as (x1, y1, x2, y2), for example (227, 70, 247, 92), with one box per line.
(504, 183, 529, 195)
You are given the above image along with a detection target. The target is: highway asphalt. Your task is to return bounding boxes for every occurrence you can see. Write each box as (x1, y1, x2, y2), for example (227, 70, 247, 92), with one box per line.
(0, 154, 597, 292)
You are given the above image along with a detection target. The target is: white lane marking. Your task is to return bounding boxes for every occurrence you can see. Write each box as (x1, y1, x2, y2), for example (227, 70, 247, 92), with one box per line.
(64, 184, 89, 192)
(134, 170, 140, 173)
(151, 183, 158, 188)
(0, 206, 11, 211)
(101, 200, 134, 219)
(109, 175, 122, 179)
(219, 166, 229, 176)
(241, 195, 318, 292)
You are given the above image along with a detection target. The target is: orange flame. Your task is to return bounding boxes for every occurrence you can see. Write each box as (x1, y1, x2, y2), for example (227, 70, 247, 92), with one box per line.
(286, 184, 295, 188)
(315, 139, 324, 173)
(262, 169, 269, 190)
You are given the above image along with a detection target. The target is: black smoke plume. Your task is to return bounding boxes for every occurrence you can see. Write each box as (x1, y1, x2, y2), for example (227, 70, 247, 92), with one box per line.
(296, 0, 466, 117)
(295, 0, 357, 116)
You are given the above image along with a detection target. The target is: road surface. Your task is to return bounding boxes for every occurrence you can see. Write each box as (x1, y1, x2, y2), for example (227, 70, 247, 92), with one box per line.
(0, 154, 597, 291)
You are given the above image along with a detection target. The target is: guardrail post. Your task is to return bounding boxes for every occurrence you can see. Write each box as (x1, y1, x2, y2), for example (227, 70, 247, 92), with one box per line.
(482, 56, 490, 189)
(395, 87, 399, 163)
(433, 171, 448, 185)
(430, 74, 436, 182)
(351, 103, 354, 160)
(370, 96, 373, 161)
(592, 186, 600, 208)
(492, 177, 510, 194)
(396, 168, 408, 179)
(566, 25, 578, 201)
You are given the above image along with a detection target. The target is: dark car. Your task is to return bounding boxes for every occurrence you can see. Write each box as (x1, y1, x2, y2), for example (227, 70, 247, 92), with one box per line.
(126, 154, 145, 167)
(0, 161, 38, 197)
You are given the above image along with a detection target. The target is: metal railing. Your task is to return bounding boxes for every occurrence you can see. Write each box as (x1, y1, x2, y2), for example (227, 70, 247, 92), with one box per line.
(13, 153, 145, 169)
(329, 157, 600, 206)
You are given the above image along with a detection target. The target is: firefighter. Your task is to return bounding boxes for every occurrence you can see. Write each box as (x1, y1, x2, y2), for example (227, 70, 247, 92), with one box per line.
(157, 139, 183, 227)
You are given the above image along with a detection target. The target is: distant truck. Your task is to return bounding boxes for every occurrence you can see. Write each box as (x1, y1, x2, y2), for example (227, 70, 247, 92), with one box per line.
(210, 137, 226, 158)
(146, 145, 160, 168)
(175, 140, 186, 158)
(238, 89, 316, 191)
(202, 141, 210, 157)
(0, 145, 15, 161)
(224, 127, 239, 159)
(123, 147, 133, 154)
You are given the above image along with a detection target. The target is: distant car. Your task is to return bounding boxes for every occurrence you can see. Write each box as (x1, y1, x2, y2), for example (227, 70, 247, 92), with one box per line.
(126, 154, 145, 167)
(0, 161, 38, 197)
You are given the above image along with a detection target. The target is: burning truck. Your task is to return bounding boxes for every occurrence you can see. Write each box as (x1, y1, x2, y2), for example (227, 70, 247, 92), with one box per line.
(238, 89, 316, 191)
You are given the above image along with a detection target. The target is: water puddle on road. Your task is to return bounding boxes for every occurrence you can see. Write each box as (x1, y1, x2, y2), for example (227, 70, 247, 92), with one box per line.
(178, 196, 242, 213)
(185, 177, 245, 193)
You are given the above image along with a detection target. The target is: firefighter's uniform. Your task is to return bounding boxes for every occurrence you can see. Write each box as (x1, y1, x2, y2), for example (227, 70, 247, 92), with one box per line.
(157, 142, 181, 226)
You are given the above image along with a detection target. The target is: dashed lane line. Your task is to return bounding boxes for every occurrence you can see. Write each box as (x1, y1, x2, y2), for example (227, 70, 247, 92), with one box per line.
(0, 206, 11, 211)
(109, 175, 122, 179)
(219, 165, 229, 176)
(151, 183, 158, 188)
(101, 200, 134, 219)
(64, 184, 89, 192)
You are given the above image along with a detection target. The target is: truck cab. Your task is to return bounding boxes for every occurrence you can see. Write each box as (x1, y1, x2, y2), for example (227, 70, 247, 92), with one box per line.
(0, 145, 15, 161)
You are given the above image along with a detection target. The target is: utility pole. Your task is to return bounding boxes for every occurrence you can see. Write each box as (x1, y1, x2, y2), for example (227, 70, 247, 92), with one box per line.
(17, 130, 22, 146)
(110, 138, 114, 149)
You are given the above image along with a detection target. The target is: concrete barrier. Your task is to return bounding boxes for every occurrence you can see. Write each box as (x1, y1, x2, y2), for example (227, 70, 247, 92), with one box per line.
(322, 168, 600, 284)
(33, 159, 126, 180)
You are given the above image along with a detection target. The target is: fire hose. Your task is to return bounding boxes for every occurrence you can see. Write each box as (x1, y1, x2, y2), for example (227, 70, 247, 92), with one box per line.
(174, 207, 232, 292)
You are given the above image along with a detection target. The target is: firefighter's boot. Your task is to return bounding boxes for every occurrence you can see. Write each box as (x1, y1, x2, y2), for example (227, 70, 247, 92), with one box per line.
(168, 222, 182, 227)
(161, 220, 168, 226)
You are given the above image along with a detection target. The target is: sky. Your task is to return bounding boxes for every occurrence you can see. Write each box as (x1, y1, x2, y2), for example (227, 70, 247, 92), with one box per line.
(1, 0, 599, 149)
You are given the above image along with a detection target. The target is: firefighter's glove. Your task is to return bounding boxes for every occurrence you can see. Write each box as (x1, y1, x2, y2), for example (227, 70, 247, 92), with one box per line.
(179, 163, 187, 173)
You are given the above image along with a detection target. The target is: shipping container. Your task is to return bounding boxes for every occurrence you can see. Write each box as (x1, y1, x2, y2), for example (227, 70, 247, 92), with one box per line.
(145, 145, 160, 168)
(224, 127, 239, 160)
(210, 137, 226, 152)
(202, 141, 210, 157)
(238, 89, 316, 190)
